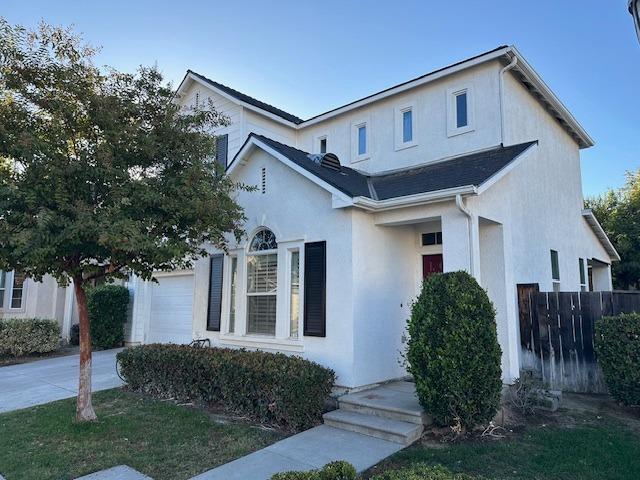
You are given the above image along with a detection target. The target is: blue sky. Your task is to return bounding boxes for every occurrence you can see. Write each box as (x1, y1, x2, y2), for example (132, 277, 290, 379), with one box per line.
(3, 0, 639, 196)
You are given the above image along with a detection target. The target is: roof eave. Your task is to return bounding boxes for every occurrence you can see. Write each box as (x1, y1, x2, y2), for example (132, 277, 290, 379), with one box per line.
(351, 186, 478, 212)
(582, 209, 621, 262)
(177, 72, 300, 129)
(506, 47, 594, 149)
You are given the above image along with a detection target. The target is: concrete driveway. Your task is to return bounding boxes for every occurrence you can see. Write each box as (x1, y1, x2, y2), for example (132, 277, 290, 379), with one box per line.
(0, 348, 124, 413)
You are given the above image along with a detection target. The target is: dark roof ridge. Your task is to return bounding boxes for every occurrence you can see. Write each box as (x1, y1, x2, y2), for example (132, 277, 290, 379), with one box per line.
(186, 70, 304, 124)
(187, 45, 509, 126)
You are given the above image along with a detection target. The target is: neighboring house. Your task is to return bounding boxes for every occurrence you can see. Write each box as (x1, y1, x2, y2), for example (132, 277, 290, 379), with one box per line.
(0, 270, 76, 335)
(28, 45, 622, 389)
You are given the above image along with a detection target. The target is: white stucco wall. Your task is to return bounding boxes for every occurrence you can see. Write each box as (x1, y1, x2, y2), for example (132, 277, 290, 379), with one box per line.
(296, 61, 503, 174)
(187, 148, 358, 386)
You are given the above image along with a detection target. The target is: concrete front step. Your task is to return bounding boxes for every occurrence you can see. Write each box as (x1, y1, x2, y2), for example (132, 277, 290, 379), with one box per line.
(338, 383, 432, 426)
(323, 409, 423, 445)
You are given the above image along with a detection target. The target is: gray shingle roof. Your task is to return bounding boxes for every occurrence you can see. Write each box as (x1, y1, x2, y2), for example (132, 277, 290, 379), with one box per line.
(238, 134, 537, 202)
(187, 70, 304, 124)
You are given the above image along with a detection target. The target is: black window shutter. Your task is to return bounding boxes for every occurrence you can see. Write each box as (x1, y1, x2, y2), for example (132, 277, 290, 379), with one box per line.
(207, 254, 224, 331)
(304, 241, 326, 337)
(216, 134, 228, 169)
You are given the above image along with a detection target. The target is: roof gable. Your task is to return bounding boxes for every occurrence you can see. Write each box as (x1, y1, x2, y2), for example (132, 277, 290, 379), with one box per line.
(229, 134, 538, 207)
(180, 46, 592, 148)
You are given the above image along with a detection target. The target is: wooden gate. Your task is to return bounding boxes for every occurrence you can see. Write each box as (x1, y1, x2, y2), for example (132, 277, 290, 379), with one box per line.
(518, 289, 640, 393)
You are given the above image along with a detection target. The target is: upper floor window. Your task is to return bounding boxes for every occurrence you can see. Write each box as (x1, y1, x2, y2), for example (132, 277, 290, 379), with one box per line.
(395, 103, 417, 150)
(319, 137, 327, 154)
(402, 110, 413, 143)
(357, 125, 367, 155)
(447, 85, 475, 137)
(352, 119, 370, 162)
(455, 92, 468, 128)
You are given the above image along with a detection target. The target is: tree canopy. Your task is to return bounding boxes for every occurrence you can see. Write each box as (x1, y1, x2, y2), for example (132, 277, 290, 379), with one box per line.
(0, 18, 248, 421)
(586, 169, 640, 290)
(0, 18, 246, 284)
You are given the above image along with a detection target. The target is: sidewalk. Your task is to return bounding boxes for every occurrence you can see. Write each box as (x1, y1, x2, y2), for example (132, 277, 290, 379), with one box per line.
(191, 424, 403, 480)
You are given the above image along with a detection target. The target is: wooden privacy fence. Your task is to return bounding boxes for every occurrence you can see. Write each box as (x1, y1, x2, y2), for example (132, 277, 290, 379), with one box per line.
(518, 289, 640, 393)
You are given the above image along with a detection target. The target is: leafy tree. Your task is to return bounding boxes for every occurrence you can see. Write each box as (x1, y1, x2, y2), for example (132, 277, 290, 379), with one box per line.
(0, 19, 246, 421)
(586, 170, 640, 290)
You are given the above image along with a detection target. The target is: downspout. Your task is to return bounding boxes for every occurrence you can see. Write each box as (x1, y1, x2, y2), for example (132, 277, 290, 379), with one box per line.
(455, 194, 475, 277)
(499, 55, 518, 145)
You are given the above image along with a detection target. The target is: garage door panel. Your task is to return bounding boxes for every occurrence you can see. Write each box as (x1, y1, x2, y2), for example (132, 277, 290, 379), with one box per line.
(147, 274, 194, 344)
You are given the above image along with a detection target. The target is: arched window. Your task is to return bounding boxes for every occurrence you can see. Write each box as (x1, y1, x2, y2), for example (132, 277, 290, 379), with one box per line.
(246, 228, 278, 335)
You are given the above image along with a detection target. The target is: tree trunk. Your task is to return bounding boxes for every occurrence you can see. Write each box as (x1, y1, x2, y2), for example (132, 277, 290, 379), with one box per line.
(74, 279, 97, 421)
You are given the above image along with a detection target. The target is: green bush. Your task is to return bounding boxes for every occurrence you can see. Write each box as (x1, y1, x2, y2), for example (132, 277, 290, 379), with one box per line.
(271, 461, 356, 480)
(406, 271, 502, 430)
(87, 284, 129, 349)
(117, 344, 336, 432)
(0, 319, 60, 356)
(595, 313, 640, 405)
(370, 464, 476, 479)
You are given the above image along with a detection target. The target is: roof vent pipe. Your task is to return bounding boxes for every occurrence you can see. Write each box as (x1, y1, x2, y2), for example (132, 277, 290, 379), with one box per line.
(499, 55, 518, 146)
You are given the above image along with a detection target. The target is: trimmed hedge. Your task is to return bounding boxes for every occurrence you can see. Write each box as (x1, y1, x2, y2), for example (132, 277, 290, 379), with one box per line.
(271, 461, 356, 480)
(87, 284, 129, 349)
(407, 271, 502, 430)
(117, 344, 335, 431)
(595, 313, 640, 405)
(370, 464, 476, 479)
(0, 318, 60, 356)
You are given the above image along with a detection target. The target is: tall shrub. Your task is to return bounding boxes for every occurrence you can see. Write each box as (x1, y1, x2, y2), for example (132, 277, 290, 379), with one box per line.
(87, 284, 129, 349)
(406, 271, 502, 430)
(595, 313, 640, 405)
(0, 319, 60, 356)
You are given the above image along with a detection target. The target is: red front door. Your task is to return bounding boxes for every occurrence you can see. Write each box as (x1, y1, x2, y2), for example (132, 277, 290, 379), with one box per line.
(422, 254, 443, 280)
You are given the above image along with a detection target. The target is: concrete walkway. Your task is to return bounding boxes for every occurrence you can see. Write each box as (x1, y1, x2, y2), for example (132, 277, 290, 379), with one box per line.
(0, 348, 124, 413)
(75, 465, 152, 479)
(191, 424, 403, 480)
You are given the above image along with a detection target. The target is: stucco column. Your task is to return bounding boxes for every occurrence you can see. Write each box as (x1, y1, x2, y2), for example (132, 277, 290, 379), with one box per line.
(61, 281, 75, 341)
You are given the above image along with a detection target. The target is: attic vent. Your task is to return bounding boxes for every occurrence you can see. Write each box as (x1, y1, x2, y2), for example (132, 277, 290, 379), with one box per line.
(261, 167, 266, 194)
(307, 153, 341, 172)
(195, 91, 200, 108)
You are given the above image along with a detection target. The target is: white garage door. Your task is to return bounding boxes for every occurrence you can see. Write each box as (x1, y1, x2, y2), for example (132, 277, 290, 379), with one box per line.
(147, 274, 194, 344)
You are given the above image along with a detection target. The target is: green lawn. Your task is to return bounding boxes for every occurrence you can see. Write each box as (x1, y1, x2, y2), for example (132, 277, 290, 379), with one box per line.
(365, 415, 640, 480)
(0, 389, 283, 480)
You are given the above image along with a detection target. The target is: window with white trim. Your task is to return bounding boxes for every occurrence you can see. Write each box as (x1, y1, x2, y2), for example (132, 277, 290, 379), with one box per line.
(579, 258, 587, 292)
(0, 270, 26, 310)
(246, 229, 278, 335)
(394, 103, 417, 150)
(447, 85, 475, 137)
(351, 119, 370, 162)
(289, 250, 300, 339)
(319, 136, 327, 154)
(0, 270, 5, 309)
(551, 249, 560, 292)
(358, 125, 366, 155)
(228, 256, 238, 333)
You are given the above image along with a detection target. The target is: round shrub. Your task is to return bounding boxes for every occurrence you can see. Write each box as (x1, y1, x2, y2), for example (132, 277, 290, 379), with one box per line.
(406, 271, 502, 430)
(370, 464, 475, 479)
(271, 461, 356, 480)
(595, 313, 640, 406)
(0, 318, 60, 356)
(87, 284, 130, 349)
(117, 344, 336, 432)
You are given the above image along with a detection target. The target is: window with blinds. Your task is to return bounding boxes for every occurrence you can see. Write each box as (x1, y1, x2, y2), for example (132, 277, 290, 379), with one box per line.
(10, 272, 25, 309)
(246, 229, 278, 335)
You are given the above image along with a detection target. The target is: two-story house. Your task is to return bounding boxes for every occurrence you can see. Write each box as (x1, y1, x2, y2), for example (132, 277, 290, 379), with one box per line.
(40, 46, 620, 389)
